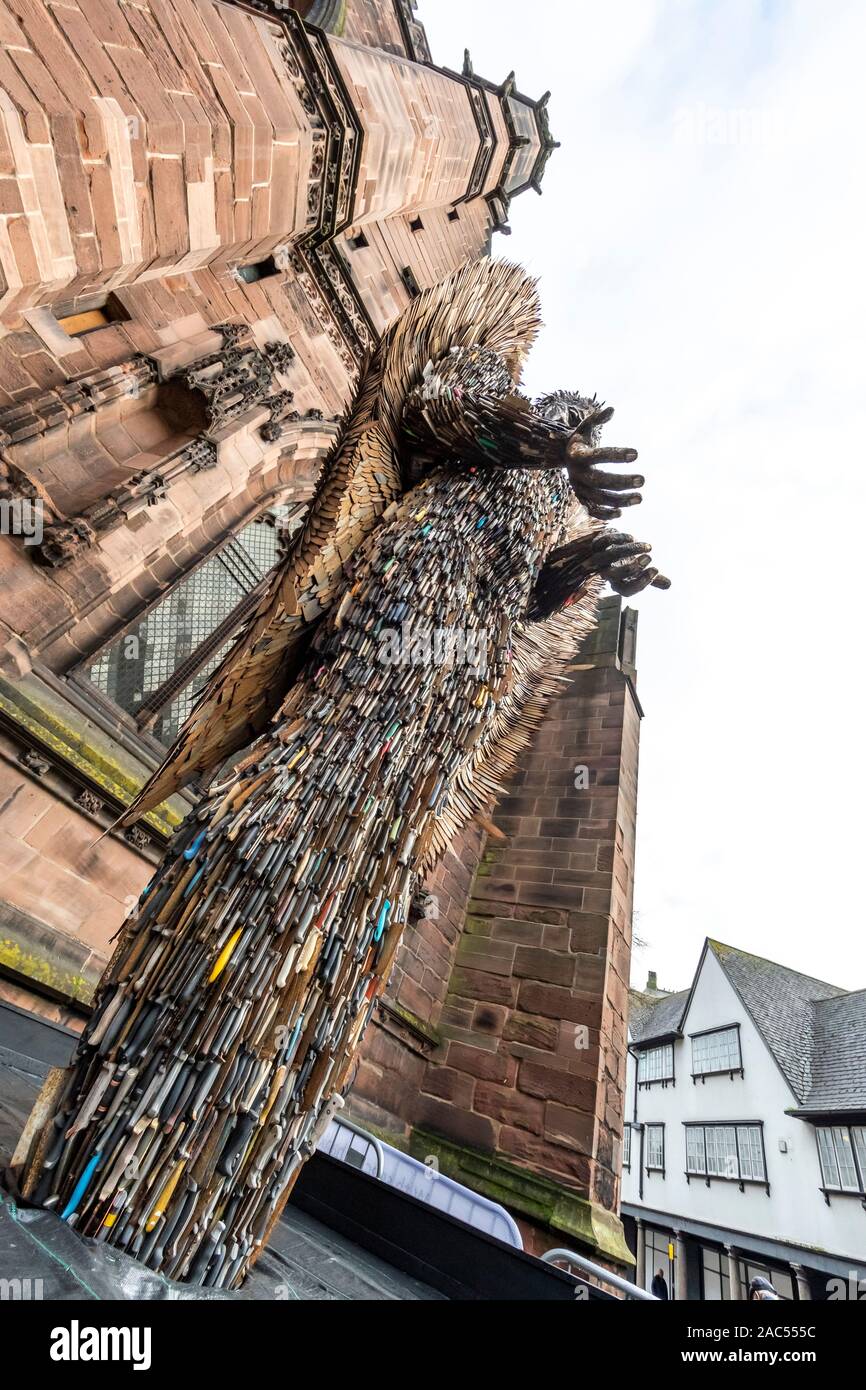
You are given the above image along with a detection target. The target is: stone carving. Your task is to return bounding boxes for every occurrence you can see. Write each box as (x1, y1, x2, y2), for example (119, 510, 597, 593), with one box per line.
(394, 0, 433, 63)
(265, 342, 296, 374)
(212, 323, 248, 348)
(182, 439, 219, 474)
(36, 437, 219, 567)
(259, 390, 296, 443)
(123, 825, 151, 852)
(36, 518, 100, 568)
(18, 748, 50, 777)
(173, 342, 275, 433)
(75, 789, 104, 817)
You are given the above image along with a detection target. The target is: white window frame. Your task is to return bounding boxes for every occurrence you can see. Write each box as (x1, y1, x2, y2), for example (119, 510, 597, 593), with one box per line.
(736, 1124, 766, 1181)
(817, 1125, 866, 1195)
(705, 1125, 738, 1178)
(685, 1123, 767, 1186)
(690, 1025, 743, 1079)
(637, 1042, 675, 1087)
(623, 1124, 631, 1169)
(645, 1124, 665, 1173)
(686, 1125, 707, 1176)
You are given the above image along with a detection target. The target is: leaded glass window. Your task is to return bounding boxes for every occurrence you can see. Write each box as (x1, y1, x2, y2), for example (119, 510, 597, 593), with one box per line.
(691, 1027, 742, 1077)
(81, 505, 304, 745)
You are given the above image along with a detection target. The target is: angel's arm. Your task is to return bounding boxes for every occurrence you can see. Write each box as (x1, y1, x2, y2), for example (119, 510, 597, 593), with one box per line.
(402, 350, 645, 520)
(403, 351, 569, 470)
(528, 528, 671, 622)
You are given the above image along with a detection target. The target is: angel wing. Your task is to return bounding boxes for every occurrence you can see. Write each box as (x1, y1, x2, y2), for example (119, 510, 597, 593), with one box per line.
(119, 415, 399, 822)
(121, 260, 543, 825)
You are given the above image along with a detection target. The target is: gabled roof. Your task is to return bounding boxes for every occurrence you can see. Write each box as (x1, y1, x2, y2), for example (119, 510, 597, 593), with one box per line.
(628, 988, 689, 1046)
(796, 990, 866, 1115)
(704, 940, 846, 1104)
(629, 937, 864, 1111)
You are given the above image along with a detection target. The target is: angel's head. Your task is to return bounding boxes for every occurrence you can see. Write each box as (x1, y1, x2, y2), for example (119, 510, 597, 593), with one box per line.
(533, 391, 614, 444)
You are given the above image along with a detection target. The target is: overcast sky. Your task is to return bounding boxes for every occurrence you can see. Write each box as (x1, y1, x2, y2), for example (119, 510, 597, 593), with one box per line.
(423, 0, 866, 994)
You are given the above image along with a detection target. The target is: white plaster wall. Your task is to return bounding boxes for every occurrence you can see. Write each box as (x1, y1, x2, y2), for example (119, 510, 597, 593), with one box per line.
(622, 950, 866, 1265)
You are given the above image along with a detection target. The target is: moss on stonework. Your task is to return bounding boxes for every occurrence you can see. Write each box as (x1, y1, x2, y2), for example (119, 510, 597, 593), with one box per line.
(463, 915, 491, 936)
(350, 1116, 411, 1154)
(0, 937, 95, 1004)
(0, 677, 181, 836)
(382, 999, 441, 1049)
(410, 1127, 635, 1268)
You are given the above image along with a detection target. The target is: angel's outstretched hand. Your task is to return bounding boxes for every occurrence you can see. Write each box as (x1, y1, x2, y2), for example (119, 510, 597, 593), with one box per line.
(529, 529, 671, 620)
(565, 407, 645, 521)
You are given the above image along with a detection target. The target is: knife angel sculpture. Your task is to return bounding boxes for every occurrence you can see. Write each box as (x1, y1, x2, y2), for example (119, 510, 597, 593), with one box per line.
(22, 259, 667, 1288)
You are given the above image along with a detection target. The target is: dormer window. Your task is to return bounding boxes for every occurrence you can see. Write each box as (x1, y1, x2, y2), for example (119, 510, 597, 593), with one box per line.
(637, 1042, 674, 1087)
(691, 1025, 743, 1080)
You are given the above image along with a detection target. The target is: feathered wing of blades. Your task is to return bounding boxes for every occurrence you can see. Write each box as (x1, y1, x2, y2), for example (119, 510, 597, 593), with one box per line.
(117, 410, 399, 824)
(121, 260, 543, 825)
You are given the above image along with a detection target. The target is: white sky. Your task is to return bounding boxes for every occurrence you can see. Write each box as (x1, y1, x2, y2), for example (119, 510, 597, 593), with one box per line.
(423, 0, 866, 993)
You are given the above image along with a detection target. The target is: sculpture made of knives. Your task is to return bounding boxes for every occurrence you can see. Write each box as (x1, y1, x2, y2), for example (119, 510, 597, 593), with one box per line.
(24, 260, 667, 1287)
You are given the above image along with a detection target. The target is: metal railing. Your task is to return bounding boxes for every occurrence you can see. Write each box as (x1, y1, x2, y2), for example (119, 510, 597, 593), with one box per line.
(542, 1247, 658, 1301)
(319, 1115, 386, 1179)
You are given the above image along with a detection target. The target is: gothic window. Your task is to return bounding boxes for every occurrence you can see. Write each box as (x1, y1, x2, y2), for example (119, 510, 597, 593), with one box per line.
(79, 505, 305, 746)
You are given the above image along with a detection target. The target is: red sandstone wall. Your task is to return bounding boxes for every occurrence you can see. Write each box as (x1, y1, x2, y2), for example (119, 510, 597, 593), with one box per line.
(340, 199, 492, 334)
(341, 0, 408, 55)
(0, 1, 493, 688)
(328, 36, 481, 224)
(412, 602, 638, 1209)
